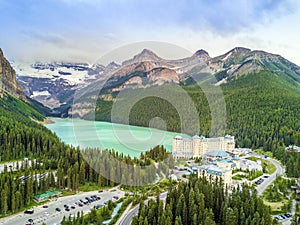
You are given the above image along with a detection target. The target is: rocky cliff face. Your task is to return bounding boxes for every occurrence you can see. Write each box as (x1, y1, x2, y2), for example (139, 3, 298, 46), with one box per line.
(0, 49, 26, 100)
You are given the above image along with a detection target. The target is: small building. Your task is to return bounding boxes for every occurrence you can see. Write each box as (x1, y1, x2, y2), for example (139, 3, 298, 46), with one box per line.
(216, 158, 240, 170)
(286, 145, 300, 153)
(205, 150, 230, 162)
(198, 164, 232, 187)
(175, 166, 186, 171)
(232, 148, 251, 156)
(34, 190, 62, 203)
(168, 174, 178, 181)
(184, 172, 191, 176)
(191, 166, 198, 171)
(240, 159, 263, 171)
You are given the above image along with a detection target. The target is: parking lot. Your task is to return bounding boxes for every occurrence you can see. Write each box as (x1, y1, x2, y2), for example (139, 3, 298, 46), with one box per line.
(0, 188, 124, 225)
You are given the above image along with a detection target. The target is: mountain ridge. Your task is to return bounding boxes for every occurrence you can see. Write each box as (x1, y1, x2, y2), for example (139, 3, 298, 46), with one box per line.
(13, 46, 300, 118)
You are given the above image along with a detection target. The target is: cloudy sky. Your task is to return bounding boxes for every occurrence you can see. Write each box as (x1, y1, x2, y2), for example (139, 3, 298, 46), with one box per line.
(1, 0, 300, 65)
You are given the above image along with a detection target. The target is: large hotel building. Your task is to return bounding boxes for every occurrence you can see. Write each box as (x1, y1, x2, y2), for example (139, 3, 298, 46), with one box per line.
(172, 135, 235, 159)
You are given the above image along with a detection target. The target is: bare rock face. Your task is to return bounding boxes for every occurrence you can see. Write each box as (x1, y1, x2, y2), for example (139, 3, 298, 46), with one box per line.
(0, 49, 26, 100)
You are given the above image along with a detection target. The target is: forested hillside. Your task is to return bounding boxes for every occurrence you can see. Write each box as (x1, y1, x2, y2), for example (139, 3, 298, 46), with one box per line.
(93, 70, 300, 176)
(95, 71, 300, 147)
(132, 175, 276, 225)
(0, 92, 169, 216)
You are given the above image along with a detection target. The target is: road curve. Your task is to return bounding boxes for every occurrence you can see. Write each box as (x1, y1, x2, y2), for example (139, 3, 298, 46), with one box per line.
(120, 192, 167, 225)
(120, 155, 285, 224)
(251, 154, 284, 195)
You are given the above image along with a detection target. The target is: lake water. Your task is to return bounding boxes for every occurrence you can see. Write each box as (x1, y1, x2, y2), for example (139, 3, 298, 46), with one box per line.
(45, 118, 184, 157)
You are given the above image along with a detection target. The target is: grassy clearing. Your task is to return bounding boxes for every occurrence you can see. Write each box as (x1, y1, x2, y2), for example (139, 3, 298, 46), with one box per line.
(263, 160, 276, 174)
(232, 170, 263, 181)
(232, 174, 247, 180)
(61, 189, 77, 196)
(263, 199, 287, 215)
(247, 156, 276, 174)
(78, 182, 99, 192)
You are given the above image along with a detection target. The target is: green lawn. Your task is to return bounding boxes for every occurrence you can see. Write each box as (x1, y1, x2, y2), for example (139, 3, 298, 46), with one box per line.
(232, 174, 247, 180)
(78, 182, 100, 192)
(247, 156, 276, 174)
(263, 199, 287, 215)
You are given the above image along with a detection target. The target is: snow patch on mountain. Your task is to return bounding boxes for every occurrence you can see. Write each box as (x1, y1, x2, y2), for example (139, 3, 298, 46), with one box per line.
(222, 52, 232, 61)
(13, 62, 99, 85)
(30, 90, 51, 98)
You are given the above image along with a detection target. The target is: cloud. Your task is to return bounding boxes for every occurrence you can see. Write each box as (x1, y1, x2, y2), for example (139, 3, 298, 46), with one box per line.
(158, 0, 295, 33)
(1, 0, 299, 63)
(21, 31, 66, 46)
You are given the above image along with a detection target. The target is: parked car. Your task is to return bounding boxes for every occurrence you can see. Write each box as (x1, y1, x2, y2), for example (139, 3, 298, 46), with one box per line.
(274, 215, 281, 220)
(55, 208, 61, 212)
(24, 209, 34, 214)
(255, 178, 264, 185)
(95, 204, 104, 209)
(71, 206, 75, 209)
(285, 213, 292, 218)
(42, 205, 48, 208)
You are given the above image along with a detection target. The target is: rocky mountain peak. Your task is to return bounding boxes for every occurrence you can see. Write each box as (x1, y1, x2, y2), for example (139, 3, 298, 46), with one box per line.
(0, 48, 26, 101)
(122, 49, 162, 65)
(231, 47, 251, 53)
(133, 49, 162, 61)
(193, 49, 209, 57)
(106, 61, 120, 68)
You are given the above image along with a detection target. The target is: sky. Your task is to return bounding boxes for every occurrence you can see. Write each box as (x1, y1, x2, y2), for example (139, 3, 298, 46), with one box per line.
(1, 0, 300, 65)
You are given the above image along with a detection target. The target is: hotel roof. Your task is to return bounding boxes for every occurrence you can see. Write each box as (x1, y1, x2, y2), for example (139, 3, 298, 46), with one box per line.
(174, 135, 182, 139)
(207, 150, 229, 157)
(199, 164, 229, 175)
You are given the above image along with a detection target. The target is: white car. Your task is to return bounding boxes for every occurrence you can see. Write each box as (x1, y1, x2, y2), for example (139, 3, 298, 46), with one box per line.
(44, 212, 49, 216)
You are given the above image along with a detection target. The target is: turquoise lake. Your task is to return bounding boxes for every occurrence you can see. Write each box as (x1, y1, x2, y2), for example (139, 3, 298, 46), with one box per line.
(45, 118, 183, 157)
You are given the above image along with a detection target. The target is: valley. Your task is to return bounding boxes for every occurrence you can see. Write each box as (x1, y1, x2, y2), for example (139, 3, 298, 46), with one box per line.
(0, 46, 300, 225)
(2, 0, 300, 224)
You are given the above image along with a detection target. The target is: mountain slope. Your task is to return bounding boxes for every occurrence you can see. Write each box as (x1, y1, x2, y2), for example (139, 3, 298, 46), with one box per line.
(0, 49, 26, 101)
(210, 47, 300, 84)
(0, 49, 45, 121)
(0, 49, 60, 162)
(16, 47, 300, 118)
(71, 48, 300, 156)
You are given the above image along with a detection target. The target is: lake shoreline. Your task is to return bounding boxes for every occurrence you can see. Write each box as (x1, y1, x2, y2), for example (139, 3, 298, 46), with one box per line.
(45, 117, 185, 157)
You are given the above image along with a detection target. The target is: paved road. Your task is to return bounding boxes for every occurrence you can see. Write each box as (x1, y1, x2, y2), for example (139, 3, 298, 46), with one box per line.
(279, 199, 297, 225)
(120, 192, 167, 225)
(0, 189, 124, 225)
(249, 154, 284, 195)
(120, 154, 286, 225)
